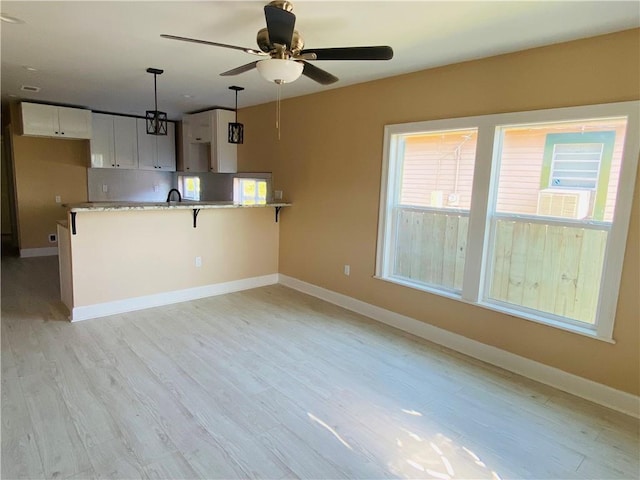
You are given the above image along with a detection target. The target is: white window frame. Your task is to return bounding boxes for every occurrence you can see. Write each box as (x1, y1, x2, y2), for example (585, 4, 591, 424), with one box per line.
(376, 101, 639, 342)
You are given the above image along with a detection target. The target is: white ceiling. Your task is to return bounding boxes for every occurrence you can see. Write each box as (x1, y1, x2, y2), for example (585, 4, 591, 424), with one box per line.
(2, 1, 639, 120)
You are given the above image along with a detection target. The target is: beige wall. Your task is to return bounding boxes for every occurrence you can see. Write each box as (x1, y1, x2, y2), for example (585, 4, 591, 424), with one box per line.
(238, 29, 640, 395)
(69, 208, 279, 307)
(9, 103, 89, 250)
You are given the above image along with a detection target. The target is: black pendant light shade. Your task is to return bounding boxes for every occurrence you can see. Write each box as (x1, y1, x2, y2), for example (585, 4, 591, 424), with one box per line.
(228, 85, 244, 144)
(146, 67, 168, 135)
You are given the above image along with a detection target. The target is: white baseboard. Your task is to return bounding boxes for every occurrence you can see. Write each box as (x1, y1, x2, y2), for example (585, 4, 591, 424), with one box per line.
(278, 274, 640, 418)
(20, 247, 58, 258)
(72, 273, 279, 322)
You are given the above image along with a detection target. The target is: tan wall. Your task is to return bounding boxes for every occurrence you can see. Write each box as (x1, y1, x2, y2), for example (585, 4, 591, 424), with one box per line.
(9, 103, 89, 249)
(69, 208, 279, 307)
(238, 29, 640, 395)
(1, 136, 13, 234)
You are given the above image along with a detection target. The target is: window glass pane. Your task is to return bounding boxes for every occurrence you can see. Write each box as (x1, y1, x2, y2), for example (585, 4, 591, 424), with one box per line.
(488, 117, 628, 325)
(179, 176, 200, 201)
(390, 128, 477, 292)
(400, 129, 477, 209)
(488, 220, 607, 324)
(494, 118, 627, 222)
(233, 178, 267, 205)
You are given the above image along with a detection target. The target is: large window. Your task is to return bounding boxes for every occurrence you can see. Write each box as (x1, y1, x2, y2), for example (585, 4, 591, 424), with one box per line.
(377, 102, 639, 340)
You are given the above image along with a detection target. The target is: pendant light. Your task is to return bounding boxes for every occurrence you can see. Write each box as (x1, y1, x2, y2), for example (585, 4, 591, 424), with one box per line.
(228, 85, 244, 144)
(145, 67, 167, 136)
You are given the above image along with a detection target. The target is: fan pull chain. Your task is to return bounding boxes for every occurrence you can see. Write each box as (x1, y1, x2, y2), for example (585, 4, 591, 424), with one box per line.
(276, 83, 281, 141)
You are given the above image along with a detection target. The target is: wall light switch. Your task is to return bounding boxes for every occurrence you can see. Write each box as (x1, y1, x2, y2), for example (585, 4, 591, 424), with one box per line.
(55, 195, 61, 203)
(274, 190, 283, 200)
(102, 184, 108, 193)
(195, 256, 202, 268)
(153, 184, 159, 192)
(344, 264, 350, 276)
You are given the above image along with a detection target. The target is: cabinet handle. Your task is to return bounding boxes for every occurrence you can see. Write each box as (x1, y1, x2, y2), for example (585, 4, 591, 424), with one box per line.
(195, 137, 201, 141)
(111, 164, 115, 167)
(55, 131, 59, 134)
(116, 164, 120, 167)
(61, 132, 65, 135)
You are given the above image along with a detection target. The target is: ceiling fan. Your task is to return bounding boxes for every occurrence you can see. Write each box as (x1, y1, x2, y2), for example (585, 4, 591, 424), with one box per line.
(161, 0, 393, 86)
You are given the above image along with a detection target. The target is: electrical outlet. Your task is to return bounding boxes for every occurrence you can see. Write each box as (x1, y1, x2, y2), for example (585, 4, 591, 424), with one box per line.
(153, 184, 159, 192)
(195, 256, 202, 268)
(344, 264, 350, 276)
(48, 233, 57, 243)
(55, 195, 61, 203)
(274, 190, 283, 200)
(102, 184, 108, 193)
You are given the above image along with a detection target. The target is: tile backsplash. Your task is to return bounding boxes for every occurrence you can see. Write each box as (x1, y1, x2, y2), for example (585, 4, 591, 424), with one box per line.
(87, 169, 272, 202)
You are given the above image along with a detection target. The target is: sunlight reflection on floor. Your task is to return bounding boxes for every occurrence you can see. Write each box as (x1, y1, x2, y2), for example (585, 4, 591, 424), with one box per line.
(307, 394, 507, 479)
(378, 407, 503, 479)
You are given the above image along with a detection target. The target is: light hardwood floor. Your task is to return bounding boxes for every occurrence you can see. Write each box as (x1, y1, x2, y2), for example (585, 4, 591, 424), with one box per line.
(2, 256, 638, 480)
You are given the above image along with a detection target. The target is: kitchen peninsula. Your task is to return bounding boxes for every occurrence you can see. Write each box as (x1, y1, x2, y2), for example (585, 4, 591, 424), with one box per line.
(58, 201, 290, 321)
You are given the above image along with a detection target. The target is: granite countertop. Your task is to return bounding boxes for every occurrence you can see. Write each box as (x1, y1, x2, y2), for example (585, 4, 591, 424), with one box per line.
(62, 201, 291, 212)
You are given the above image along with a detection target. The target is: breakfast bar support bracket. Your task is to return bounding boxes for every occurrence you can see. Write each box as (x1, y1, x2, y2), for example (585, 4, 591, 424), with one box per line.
(71, 212, 77, 235)
(275, 206, 282, 223)
(192, 208, 201, 228)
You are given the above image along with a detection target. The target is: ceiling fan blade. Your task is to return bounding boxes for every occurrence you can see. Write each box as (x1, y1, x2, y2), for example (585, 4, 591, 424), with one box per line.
(264, 5, 296, 47)
(161, 34, 267, 56)
(300, 46, 394, 61)
(220, 61, 259, 77)
(301, 61, 338, 85)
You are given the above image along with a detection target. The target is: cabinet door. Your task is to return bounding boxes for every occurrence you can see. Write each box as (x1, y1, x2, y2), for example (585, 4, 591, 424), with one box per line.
(156, 122, 176, 171)
(113, 116, 138, 168)
(212, 109, 237, 173)
(20, 103, 57, 136)
(136, 118, 157, 170)
(90, 114, 115, 168)
(57, 107, 92, 139)
(190, 111, 212, 143)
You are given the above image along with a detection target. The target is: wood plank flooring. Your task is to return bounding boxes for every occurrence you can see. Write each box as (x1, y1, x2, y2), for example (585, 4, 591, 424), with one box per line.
(2, 256, 639, 479)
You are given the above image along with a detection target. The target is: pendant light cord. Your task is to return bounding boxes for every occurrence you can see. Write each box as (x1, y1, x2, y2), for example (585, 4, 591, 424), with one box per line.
(153, 73, 158, 112)
(235, 89, 238, 123)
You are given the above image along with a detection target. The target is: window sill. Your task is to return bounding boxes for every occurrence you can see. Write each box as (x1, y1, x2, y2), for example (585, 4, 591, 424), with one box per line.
(373, 275, 615, 344)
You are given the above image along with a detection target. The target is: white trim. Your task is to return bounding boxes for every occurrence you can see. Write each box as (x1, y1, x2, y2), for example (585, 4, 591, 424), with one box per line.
(20, 247, 58, 257)
(71, 273, 279, 322)
(279, 274, 639, 418)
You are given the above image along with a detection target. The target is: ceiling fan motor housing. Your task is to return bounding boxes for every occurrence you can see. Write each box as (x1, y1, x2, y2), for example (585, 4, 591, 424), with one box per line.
(257, 28, 303, 56)
(268, 0, 294, 12)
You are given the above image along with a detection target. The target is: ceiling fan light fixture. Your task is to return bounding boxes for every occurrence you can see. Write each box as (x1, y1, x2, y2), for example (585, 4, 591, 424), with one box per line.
(256, 58, 303, 84)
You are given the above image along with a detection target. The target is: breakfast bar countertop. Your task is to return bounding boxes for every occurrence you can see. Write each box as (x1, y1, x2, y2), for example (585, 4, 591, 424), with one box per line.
(62, 201, 291, 212)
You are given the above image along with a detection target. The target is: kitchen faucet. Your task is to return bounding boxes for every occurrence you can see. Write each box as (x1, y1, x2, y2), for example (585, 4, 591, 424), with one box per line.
(166, 188, 182, 202)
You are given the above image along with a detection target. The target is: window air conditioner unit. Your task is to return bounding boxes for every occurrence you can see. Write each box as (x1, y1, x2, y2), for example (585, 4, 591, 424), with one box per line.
(537, 189, 591, 219)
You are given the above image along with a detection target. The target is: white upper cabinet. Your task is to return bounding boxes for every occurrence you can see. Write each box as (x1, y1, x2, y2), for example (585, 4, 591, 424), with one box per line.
(156, 122, 176, 170)
(90, 114, 114, 168)
(90, 113, 138, 169)
(113, 116, 138, 169)
(137, 118, 176, 171)
(180, 109, 237, 173)
(21, 102, 92, 139)
(212, 109, 237, 173)
(185, 111, 212, 143)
